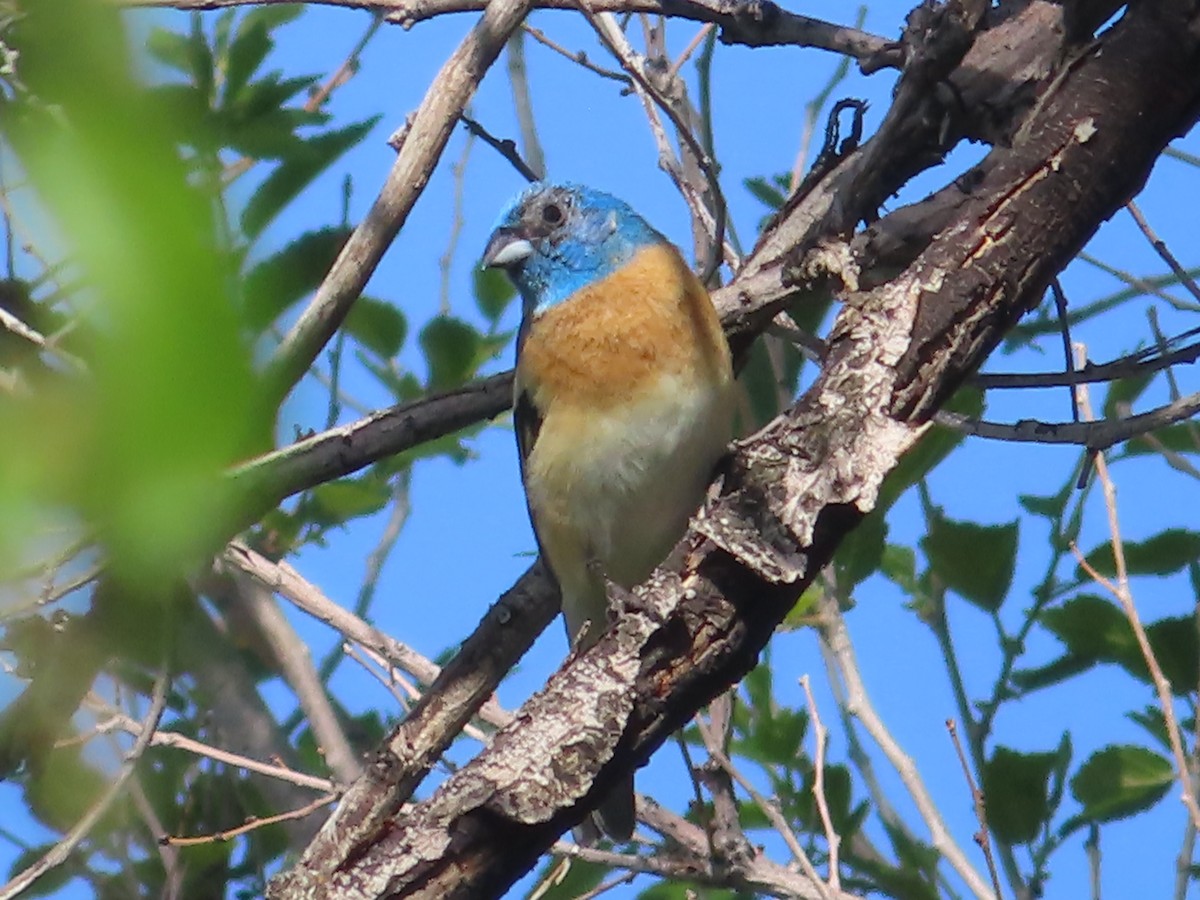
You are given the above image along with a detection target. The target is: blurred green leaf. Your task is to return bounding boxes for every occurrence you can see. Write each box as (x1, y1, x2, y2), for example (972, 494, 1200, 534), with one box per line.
(25, 745, 109, 833)
(877, 387, 983, 513)
(983, 746, 1057, 844)
(473, 265, 517, 326)
(6, 0, 260, 587)
(1041, 594, 1133, 662)
(420, 315, 481, 390)
(1070, 745, 1172, 823)
(1127, 706, 1172, 752)
(146, 26, 203, 81)
(243, 226, 349, 329)
(834, 509, 886, 590)
(744, 174, 788, 212)
(1019, 481, 1071, 520)
(1103, 368, 1155, 419)
(526, 856, 609, 899)
(309, 475, 392, 525)
(223, 17, 273, 107)
(1078, 528, 1200, 579)
(241, 116, 378, 237)
(344, 297, 407, 358)
(921, 515, 1018, 612)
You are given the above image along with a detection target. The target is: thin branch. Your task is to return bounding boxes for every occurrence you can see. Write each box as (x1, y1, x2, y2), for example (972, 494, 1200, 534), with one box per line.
(162, 793, 338, 846)
(506, 29, 546, 179)
(0, 671, 170, 900)
(1070, 345, 1200, 835)
(521, 24, 632, 84)
(262, 0, 535, 404)
(947, 719, 1004, 900)
(801, 674, 841, 893)
(230, 572, 362, 784)
(460, 115, 538, 182)
(87, 704, 336, 791)
(706, 745, 830, 899)
(935, 391, 1200, 449)
(818, 592, 995, 899)
(1127, 200, 1200, 305)
(123, 0, 892, 63)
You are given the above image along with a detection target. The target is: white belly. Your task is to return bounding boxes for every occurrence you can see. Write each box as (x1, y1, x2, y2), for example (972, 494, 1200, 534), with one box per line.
(526, 373, 732, 589)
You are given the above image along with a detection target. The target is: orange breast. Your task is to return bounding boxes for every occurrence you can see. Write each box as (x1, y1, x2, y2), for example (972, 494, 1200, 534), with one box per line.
(518, 243, 731, 411)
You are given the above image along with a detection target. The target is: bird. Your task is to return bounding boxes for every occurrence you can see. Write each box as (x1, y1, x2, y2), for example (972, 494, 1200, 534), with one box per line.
(482, 182, 735, 840)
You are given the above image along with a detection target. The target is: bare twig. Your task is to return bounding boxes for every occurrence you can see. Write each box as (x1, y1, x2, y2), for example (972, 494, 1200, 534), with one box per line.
(460, 115, 538, 182)
(707, 745, 830, 899)
(934, 391, 1200, 449)
(1070, 344, 1200, 834)
(87, 705, 336, 792)
(0, 671, 170, 900)
(262, 0, 535, 403)
(521, 24, 631, 84)
(162, 793, 338, 846)
(947, 719, 1003, 900)
(801, 674, 841, 893)
(506, 29, 546, 179)
(818, 592, 995, 898)
(230, 571, 361, 784)
(1127, 201, 1200, 305)
(122, 0, 892, 64)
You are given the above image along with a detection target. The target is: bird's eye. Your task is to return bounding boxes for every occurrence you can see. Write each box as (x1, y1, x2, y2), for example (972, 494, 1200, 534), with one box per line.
(541, 202, 564, 225)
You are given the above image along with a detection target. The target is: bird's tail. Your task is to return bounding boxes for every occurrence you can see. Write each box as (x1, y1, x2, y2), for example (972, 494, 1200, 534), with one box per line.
(594, 773, 636, 841)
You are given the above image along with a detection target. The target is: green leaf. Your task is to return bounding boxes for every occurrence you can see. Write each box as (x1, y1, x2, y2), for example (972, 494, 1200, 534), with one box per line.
(1078, 528, 1200, 579)
(241, 117, 378, 238)
(239, 3, 306, 31)
(1019, 482, 1071, 520)
(231, 73, 320, 121)
(473, 265, 516, 325)
(308, 475, 391, 525)
(243, 226, 349, 330)
(877, 386, 983, 512)
(187, 12, 215, 101)
(1103, 368, 1155, 419)
(420, 315, 481, 390)
(1143, 616, 1200, 693)
(344, 297, 407, 358)
(744, 174, 788, 211)
(1070, 745, 1173, 823)
(1041, 594, 1133, 662)
(223, 18, 273, 107)
(1122, 423, 1200, 459)
(146, 26, 200, 79)
(881, 544, 917, 592)
(1127, 706, 1171, 751)
(222, 106, 319, 160)
(921, 515, 1018, 612)
(1010, 653, 1095, 694)
(834, 509, 886, 589)
(983, 746, 1057, 844)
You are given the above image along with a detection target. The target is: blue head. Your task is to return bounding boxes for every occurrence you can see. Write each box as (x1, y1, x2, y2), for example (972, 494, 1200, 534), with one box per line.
(482, 183, 664, 316)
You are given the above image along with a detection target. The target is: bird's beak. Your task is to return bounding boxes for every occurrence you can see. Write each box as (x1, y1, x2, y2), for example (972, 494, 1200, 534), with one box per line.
(482, 229, 534, 269)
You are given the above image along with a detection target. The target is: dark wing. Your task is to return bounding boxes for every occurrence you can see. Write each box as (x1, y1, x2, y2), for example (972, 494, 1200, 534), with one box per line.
(513, 314, 542, 476)
(513, 385, 543, 478)
(513, 317, 552, 577)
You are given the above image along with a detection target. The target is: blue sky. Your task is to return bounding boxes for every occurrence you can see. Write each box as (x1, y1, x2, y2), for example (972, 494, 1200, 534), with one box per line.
(3, 2, 1200, 898)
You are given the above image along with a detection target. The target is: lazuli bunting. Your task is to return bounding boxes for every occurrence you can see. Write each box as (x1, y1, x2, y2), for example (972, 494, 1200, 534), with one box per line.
(483, 183, 735, 840)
